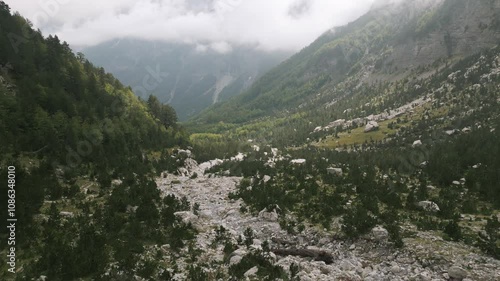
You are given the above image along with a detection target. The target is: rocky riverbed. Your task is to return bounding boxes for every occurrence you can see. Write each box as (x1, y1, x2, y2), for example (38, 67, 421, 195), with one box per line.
(155, 157, 500, 281)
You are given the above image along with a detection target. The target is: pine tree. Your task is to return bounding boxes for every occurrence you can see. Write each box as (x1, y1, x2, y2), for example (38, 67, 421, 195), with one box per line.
(478, 215, 500, 258)
(444, 217, 462, 241)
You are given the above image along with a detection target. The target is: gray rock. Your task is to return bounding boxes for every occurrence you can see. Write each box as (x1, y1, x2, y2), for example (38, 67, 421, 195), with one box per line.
(327, 167, 343, 176)
(59, 211, 74, 217)
(258, 208, 279, 222)
(111, 179, 122, 186)
(177, 149, 192, 157)
(229, 255, 242, 265)
(365, 121, 380, 133)
(126, 205, 138, 213)
(390, 265, 402, 274)
(177, 167, 189, 177)
(244, 266, 258, 277)
(340, 260, 355, 271)
(417, 201, 440, 212)
(320, 265, 331, 275)
(291, 159, 306, 165)
(462, 127, 472, 133)
(371, 225, 389, 241)
(448, 266, 467, 280)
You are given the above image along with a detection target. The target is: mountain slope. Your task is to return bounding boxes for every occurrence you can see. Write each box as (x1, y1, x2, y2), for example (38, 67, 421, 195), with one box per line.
(193, 0, 500, 125)
(82, 39, 290, 120)
(0, 3, 192, 279)
(182, 2, 500, 277)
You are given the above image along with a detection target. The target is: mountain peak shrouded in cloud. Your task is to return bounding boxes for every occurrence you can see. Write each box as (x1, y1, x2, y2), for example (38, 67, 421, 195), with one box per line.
(6, 0, 375, 52)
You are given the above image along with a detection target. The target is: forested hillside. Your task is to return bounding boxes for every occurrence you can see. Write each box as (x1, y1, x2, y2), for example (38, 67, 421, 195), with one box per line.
(192, 0, 500, 128)
(0, 2, 194, 279)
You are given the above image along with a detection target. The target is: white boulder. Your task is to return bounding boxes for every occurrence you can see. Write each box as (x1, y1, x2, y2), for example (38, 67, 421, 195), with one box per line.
(111, 179, 122, 186)
(199, 159, 223, 171)
(371, 226, 389, 241)
(291, 159, 306, 165)
(231, 153, 246, 162)
(417, 201, 440, 212)
(59, 211, 74, 217)
(229, 255, 243, 266)
(177, 167, 189, 177)
(263, 175, 271, 183)
(258, 208, 279, 222)
(364, 121, 380, 133)
(412, 140, 423, 147)
(177, 149, 192, 157)
(244, 266, 258, 278)
(327, 167, 343, 176)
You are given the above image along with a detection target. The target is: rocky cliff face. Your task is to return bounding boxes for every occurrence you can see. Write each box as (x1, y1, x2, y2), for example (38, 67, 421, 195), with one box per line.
(381, 0, 500, 72)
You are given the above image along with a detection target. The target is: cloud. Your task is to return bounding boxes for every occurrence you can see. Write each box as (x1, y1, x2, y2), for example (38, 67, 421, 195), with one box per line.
(210, 41, 233, 54)
(5, 0, 375, 51)
(288, 0, 312, 19)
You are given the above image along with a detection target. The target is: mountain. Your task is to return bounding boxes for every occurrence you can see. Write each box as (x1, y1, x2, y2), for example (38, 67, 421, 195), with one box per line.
(2, 0, 500, 280)
(82, 39, 290, 120)
(180, 1, 500, 279)
(193, 0, 500, 128)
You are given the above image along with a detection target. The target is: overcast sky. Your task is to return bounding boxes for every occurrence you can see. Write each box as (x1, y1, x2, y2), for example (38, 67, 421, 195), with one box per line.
(6, 0, 376, 52)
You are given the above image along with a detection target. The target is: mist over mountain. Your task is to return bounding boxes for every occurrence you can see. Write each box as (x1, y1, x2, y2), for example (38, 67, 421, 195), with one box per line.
(82, 39, 290, 120)
(7, 0, 375, 51)
(195, 0, 500, 124)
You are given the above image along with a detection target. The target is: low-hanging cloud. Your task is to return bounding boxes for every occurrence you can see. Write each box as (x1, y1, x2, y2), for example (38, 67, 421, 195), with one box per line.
(6, 0, 375, 52)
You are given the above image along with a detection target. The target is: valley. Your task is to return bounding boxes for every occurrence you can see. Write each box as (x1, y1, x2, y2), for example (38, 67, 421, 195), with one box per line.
(1, 0, 500, 280)
(82, 39, 290, 121)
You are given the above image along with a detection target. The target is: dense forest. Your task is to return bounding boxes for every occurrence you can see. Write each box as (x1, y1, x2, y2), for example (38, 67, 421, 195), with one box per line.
(0, 2, 196, 279)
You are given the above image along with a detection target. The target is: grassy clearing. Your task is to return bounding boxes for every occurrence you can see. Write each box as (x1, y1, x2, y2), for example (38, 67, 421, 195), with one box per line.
(316, 118, 397, 148)
(315, 103, 450, 148)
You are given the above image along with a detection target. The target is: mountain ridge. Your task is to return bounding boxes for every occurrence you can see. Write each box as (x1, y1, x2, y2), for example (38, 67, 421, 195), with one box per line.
(192, 0, 500, 126)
